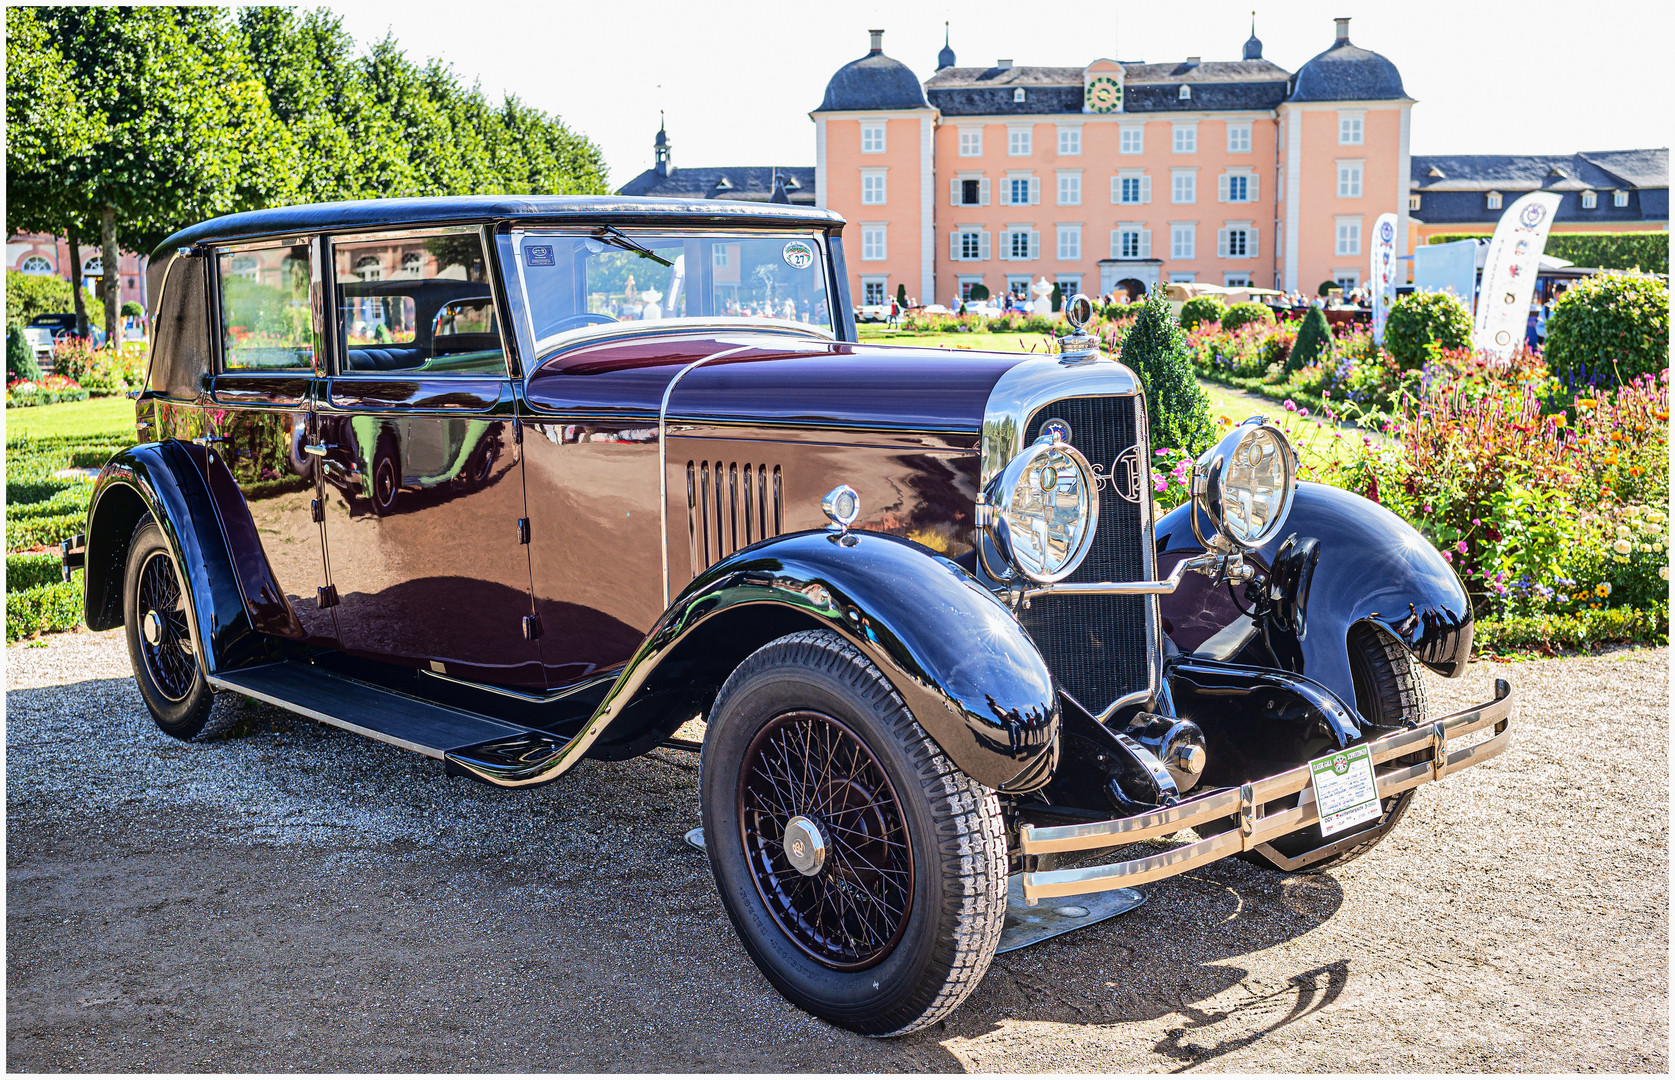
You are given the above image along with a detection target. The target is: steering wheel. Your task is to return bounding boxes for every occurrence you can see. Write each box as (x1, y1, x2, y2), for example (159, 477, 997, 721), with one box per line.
(550, 312, 617, 333)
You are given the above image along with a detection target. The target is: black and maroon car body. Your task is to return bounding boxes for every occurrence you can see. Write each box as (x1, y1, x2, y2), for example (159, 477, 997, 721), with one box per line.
(65, 196, 1512, 1036)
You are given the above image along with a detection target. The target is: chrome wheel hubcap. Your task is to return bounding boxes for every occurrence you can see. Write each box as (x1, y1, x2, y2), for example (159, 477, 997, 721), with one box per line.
(142, 609, 163, 646)
(782, 815, 828, 876)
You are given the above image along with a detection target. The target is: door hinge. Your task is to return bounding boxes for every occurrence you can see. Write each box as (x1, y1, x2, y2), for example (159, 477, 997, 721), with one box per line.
(317, 584, 339, 609)
(517, 517, 530, 544)
(311, 498, 325, 523)
(522, 614, 543, 641)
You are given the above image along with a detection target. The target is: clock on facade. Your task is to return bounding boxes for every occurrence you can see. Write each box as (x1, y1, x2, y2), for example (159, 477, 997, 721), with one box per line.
(1084, 75, 1123, 113)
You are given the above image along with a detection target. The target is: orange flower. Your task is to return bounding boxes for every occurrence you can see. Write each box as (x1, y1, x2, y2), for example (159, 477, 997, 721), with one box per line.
(1630, 466, 1645, 476)
(1605, 453, 1619, 465)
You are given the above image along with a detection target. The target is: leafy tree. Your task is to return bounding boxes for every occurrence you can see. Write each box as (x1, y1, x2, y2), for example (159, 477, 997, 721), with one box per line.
(1050, 281, 1063, 313)
(1383, 290, 1471, 369)
(1220, 301, 1275, 334)
(896, 283, 908, 308)
(1120, 292, 1213, 454)
(1544, 271, 1670, 387)
(15, 7, 292, 348)
(968, 283, 989, 301)
(1178, 295, 1226, 330)
(1289, 304, 1334, 372)
(1317, 279, 1340, 298)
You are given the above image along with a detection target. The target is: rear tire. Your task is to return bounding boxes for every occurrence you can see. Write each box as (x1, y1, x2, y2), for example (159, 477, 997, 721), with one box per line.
(1245, 622, 1427, 873)
(700, 629, 1007, 1036)
(123, 517, 230, 740)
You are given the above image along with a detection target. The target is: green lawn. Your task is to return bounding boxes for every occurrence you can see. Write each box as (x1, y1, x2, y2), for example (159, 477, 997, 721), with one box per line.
(859, 327, 1060, 354)
(5, 395, 135, 440)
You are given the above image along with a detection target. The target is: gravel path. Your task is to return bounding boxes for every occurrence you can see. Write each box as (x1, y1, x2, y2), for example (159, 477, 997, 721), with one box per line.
(7, 630, 1667, 1071)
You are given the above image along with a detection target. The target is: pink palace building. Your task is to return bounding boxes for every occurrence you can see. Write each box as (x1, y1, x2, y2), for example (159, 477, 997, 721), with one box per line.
(814, 17, 1412, 307)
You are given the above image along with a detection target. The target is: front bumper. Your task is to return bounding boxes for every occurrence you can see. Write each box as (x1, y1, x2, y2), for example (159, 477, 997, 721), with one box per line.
(1019, 678, 1514, 903)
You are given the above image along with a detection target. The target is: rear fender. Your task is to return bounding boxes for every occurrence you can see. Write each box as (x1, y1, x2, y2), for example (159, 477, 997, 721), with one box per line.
(605, 529, 1060, 792)
(1156, 482, 1473, 709)
(82, 442, 270, 673)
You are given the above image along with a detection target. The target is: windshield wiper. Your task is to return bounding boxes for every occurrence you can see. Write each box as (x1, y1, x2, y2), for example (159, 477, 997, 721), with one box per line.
(594, 225, 673, 267)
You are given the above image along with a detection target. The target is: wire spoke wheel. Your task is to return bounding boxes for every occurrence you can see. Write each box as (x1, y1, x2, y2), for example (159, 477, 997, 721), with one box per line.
(738, 710, 914, 971)
(137, 550, 195, 703)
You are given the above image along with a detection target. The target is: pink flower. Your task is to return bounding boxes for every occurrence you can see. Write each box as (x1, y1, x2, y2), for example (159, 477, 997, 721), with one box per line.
(1442, 550, 1453, 562)
(1153, 477, 1168, 492)
(1456, 540, 1468, 554)
(1299, 408, 1310, 418)
(1471, 518, 1481, 526)
(1284, 399, 1297, 411)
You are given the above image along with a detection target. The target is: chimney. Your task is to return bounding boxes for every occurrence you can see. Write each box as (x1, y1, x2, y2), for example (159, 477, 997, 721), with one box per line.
(996, 58, 1013, 69)
(1185, 56, 1201, 67)
(868, 28, 884, 54)
(1334, 17, 1350, 43)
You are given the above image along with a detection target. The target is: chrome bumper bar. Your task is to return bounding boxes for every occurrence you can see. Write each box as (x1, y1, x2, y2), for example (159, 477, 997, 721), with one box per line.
(1018, 677, 1515, 902)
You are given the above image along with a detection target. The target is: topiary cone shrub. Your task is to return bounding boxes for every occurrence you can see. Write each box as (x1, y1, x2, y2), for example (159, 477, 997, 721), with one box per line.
(1119, 291, 1213, 455)
(895, 283, 907, 309)
(7, 326, 42, 383)
(1220, 301, 1275, 334)
(1178, 295, 1226, 330)
(1544, 271, 1670, 390)
(1383, 290, 1472, 370)
(1287, 304, 1333, 374)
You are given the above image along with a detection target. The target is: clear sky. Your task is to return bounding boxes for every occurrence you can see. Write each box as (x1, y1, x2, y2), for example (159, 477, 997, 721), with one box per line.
(328, 0, 1674, 190)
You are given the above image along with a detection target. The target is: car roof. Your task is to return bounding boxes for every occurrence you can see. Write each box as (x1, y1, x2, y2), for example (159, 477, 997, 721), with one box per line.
(153, 195, 846, 260)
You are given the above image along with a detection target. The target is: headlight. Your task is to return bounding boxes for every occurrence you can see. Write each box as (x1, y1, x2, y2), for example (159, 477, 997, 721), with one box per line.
(1193, 418, 1296, 550)
(983, 435, 1099, 583)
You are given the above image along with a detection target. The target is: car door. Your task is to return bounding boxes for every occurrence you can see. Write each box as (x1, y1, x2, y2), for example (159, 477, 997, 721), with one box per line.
(315, 226, 542, 687)
(195, 237, 338, 646)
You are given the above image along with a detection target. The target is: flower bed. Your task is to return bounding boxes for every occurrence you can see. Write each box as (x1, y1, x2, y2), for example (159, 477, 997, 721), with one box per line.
(7, 374, 89, 408)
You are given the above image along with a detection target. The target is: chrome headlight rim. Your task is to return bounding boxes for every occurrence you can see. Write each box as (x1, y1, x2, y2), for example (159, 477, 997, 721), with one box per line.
(1193, 417, 1297, 552)
(983, 435, 1100, 584)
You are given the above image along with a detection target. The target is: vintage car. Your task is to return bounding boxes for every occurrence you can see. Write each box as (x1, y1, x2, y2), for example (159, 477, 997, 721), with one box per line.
(64, 196, 1512, 1037)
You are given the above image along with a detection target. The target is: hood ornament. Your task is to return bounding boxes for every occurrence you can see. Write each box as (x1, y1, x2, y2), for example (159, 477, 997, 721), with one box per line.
(1056, 293, 1103, 364)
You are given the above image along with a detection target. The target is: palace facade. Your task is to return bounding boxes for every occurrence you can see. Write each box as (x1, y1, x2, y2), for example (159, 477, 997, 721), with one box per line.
(814, 17, 1413, 307)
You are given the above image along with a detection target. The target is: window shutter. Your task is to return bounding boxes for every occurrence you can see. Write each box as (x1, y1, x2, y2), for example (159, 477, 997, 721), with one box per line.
(1029, 177, 1040, 205)
(1140, 229, 1151, 258)
(950, 178, 960, 206)
(1110, 230, 1120, 259)
(980, 231, 991, 261)
(950, 232, 960, 261)
(998, 230, 1009, 261)
(1249, 226, 1259, 258)
(1029, 231, 1040, 259)
(1217, 228, 1229, 258)
(980, 177, 991, 206)
(1248, 173, 1259, 203)
(1218, 174, 1229, 203)
(1141, 175, 1152, 204)
(1110, 177, 1120, 204)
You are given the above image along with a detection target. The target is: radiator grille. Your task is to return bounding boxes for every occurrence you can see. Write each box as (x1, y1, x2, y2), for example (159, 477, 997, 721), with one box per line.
(1018, 395, 1153, 715)
(687, 461, 783, 573)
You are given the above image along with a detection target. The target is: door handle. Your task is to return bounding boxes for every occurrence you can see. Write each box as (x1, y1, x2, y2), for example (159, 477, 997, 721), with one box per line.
(302, 443, 333, 458)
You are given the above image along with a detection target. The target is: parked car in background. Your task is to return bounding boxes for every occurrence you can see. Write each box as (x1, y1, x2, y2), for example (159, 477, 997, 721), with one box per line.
(63, 195, 1512, 1037)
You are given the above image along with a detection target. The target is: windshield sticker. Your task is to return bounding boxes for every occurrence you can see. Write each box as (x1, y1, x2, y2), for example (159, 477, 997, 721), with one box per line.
(781, 240, 815, 269)
(524, 244, 555, 267)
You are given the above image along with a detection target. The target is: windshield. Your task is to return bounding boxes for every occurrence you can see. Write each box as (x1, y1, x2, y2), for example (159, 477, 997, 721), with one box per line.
(506, 230, 833, 351)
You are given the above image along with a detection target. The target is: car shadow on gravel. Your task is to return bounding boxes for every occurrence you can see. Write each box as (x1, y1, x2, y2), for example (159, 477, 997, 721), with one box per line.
(9, 675, 1346, 1071)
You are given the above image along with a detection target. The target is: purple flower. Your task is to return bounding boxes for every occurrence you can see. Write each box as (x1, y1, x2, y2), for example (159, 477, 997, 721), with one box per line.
(1155, 448, 1170, 456)
(1299, 408, 1310, 418)
(1443, 550, 1453, 563)
(1456, 540, 1468, 554)
(1153, 477, 1168, 492)
(1284, 399, 1297, 411)
(1471, 518, 1481, 526)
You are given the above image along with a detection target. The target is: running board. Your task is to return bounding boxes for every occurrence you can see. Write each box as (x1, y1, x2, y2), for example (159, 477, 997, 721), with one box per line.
(210, 662, 538, 761)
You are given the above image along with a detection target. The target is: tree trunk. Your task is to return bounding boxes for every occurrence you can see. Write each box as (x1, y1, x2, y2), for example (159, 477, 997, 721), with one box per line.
(101, 204, 121, 350)
(68, 233, 88, 339)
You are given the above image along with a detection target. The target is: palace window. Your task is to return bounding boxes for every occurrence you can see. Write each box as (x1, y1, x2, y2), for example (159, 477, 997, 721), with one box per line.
(861, 122, 885, 153)
(862, 278, 886, 305)
(1057, 172, 1081, 205)
(1171, 224, 1196, 260)
(1614, 189, 1630, 207)
(1009, 127, 1032, 156)
(1335, 218, 1362, 256)
(1339, 113, 1363, 145)
(861, 170, 886, 205)
(1224, 273, 1252, 287)
(1119, 126, 1143, 154)
(1227, 123, 1251, 153)
(959, 128, 982, 156)
(18, 255, 52, 275)
(1338, 161, 1363, 198)
(1172, 123, 1196, 153)
(1226, 174, 1249, 202)
(1115, 174, 1148, 204)
(1580, 190, 1597, 209)
(1058, 127, 1081, 155)
(1056, 225, 1081, 261)
(1486, 191, 1502, 210)
(1172, 170, 1196, 204)
(861, 225, 887, 261)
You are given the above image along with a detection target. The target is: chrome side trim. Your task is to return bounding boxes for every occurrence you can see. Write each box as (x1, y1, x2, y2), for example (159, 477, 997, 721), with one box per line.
(1017, 678, 1515, 901)
(657, 343, 765, 607)
(420, 666, 619, 705)
(533, 317, 834, 363)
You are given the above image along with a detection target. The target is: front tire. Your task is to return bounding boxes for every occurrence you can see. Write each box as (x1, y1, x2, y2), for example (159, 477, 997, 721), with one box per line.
(700, 630, 1007, 1036)
(123, 517, 223, 740)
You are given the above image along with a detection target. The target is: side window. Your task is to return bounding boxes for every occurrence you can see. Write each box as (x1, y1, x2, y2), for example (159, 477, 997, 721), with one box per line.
(218, 243, 312, 372)
(332, 231, 507, 376)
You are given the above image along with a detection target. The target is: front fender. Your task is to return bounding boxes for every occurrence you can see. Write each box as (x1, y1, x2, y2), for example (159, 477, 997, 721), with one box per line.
(83, 442, 267, 674)
(1157, 482, 1473, 710)
(661, 530, 1060, 791)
